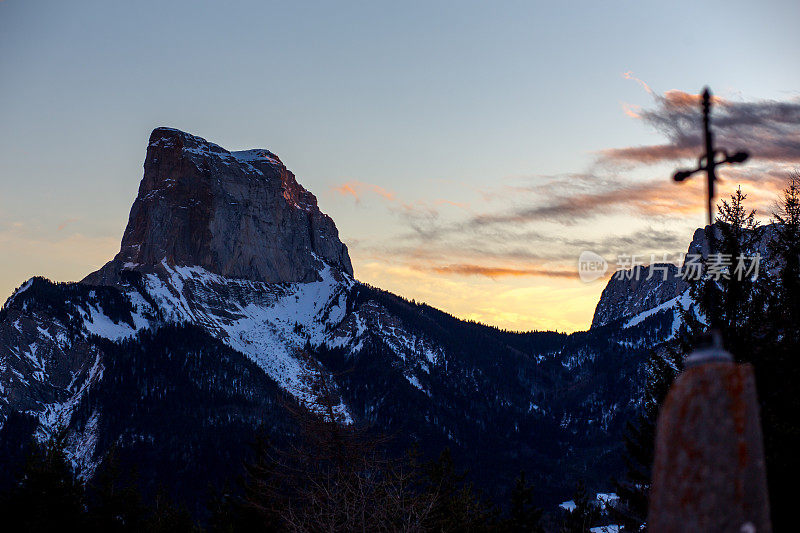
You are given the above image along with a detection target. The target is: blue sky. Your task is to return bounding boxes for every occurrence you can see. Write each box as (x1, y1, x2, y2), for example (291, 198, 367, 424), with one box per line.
(2, 0, 799, 331)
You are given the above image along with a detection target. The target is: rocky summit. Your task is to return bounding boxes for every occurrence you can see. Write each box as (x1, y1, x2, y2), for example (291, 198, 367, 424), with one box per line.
(84, 127, 352, 286)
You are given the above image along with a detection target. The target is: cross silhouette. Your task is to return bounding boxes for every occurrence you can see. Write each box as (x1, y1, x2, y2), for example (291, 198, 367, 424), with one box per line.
(672, 87, 749, 358)
(673, 87, 749, 227)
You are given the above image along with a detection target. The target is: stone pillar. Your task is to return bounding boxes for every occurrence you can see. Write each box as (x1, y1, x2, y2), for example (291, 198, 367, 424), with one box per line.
(648, 361, 771, 532)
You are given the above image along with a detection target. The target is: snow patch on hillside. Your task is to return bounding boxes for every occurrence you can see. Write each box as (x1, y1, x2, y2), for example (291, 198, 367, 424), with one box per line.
(65, 411, 101, 480)
(138, 260, 354, 422)
(84, 306, 139, 340)
(622, 288, 692, 337)
(36, 351, 103, 437)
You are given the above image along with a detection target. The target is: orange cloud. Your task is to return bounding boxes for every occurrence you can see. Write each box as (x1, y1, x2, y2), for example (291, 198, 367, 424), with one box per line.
(662, 89, 725, 108)
(57, 218, 80, 231)
(622, 103, 642, 119)
(464, 166, 793, 230)
(332, 180, 396, 202)
(622, 70, 654, 94)
(605, 89, 800, 166)
(469, 178, 699, 226)
(421, 263, 578, 279)
(566, 171, 784, 219)
(600, 143, 697, 164)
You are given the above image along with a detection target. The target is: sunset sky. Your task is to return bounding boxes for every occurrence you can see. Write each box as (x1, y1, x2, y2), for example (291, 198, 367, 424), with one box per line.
(2, 0, 799, 332)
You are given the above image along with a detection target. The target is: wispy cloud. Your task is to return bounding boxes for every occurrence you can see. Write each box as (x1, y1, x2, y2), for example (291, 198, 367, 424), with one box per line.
(356, 224, 688, 278)
(336, 84, 799, 294)
(605, 88, 800, 165)
(331, 179, 472, 242)
(332, 180, 396, 202)
(57, 217, 80, 231)
(468, 179, 683, 226)
(419, 263, 578, 279)
(455, 87, 800, 229)
(622, 70, 654, 95)
(622, 102, 642, 119)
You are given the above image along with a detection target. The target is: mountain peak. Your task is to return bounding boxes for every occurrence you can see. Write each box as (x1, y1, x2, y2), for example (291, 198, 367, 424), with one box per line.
(85, 127, 352, 285)
(148, 126, 285, 172)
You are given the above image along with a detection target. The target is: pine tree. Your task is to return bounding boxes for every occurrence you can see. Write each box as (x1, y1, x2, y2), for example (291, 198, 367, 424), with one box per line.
(85, 447, 147, 532)
(685, 186, 763, 350)
(717, 187, 759, 332)
(560, 480, 600, 533)
(0, 433, 86, 530)
(769, 170, 800, 331)
(756, 170, 800, 530)
(501, 471, 543, 532)
(423, 448, 497, 532)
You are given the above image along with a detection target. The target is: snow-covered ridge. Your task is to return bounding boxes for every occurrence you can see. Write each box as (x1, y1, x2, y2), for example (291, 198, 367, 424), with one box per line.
(2, 250, 447, 437)
(622, 288, 693, 338)
(129, 259, 354, 421)
(133, 259, 446, 416)
(148, 127, 283, 177)
(1, 278, 34, 311)
(232, 148, 281, 165)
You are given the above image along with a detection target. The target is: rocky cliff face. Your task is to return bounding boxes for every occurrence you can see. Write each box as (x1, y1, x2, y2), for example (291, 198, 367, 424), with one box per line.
(84, 128, 352, 286)
(591, 222, 778, 329)
(591, 264, 689, 328)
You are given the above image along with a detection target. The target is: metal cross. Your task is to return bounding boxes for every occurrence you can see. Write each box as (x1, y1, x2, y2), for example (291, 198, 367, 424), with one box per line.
(672, 87, 748, 358)
(673, 87, 749, 227)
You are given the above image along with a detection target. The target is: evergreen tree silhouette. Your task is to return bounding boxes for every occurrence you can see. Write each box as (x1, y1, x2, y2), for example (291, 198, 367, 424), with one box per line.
(501, 471, 543, 532)
(0, 433, 86, 531)
(560, 480, 599, 533)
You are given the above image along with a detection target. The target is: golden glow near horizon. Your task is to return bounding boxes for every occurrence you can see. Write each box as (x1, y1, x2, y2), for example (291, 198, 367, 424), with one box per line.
(354, 259, 606, 332)
(0, 170, 790, 334)
(0, 228, 119, 301)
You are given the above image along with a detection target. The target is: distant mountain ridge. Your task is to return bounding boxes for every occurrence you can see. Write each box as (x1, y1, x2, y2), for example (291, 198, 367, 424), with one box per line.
(0, 128, 699, 511)
(591, 264, 688, 329)
(591, 222, 777, 329)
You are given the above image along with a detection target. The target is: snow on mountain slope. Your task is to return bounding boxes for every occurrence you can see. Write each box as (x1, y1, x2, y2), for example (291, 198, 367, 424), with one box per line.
(591, 264, 689, 328)
(622, 288, 693, 338)
(135, 259, 356, 421)
(130, 258, 449, 419)
(0, 281, 123, 427)
(1, 255, 455, 433)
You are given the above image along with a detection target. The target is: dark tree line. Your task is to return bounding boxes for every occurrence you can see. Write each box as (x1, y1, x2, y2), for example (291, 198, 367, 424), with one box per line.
(0, 433, 197, 532)
(0, 410, 545, 532)
(206, 357, 544, 532)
